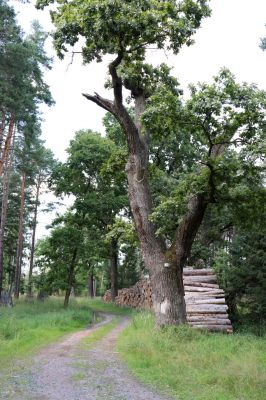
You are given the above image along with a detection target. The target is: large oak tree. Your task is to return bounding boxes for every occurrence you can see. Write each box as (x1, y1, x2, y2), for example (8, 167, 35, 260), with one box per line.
(37, 0, 266, 326)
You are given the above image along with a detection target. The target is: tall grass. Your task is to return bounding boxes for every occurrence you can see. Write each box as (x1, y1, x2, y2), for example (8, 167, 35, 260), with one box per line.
(118, 312, 266, 400)
(0, 296, 94, 368)
(85, 298, 132, 315)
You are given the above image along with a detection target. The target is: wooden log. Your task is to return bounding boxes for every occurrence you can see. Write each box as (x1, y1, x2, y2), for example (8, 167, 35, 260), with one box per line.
(184, 286, 224, 293)
(183, 281, 220, 289)
(183, 268, 214, 276)
(186, 304, 228, 313)
(187, 313, 229, 318)
(191, 325, 233, 333)
(185, 298, 226, 305)
(185, 295, 225, 304)
(187, 317, 231, 325)
(191, 322, 231, 327)
(184, 276, 217, 283)
(185, 294, 225, 299)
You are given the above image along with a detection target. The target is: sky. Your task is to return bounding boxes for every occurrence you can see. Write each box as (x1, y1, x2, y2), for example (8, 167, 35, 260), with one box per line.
(9, 0, 266, 239)
(11, 0, 266, 160)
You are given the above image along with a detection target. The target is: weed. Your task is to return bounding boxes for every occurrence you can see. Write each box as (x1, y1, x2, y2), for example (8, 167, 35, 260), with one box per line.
(117, 311, 266, 400)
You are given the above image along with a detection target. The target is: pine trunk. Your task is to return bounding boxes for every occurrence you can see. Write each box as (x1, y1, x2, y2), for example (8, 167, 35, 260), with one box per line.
(14, 173, 26, 299)
(27, 174, 41, 298)
(0, 113, 15, 177)
(0, 148, 14, 300)
(0, 110, 6, 159)
(110, 238, 118, 302)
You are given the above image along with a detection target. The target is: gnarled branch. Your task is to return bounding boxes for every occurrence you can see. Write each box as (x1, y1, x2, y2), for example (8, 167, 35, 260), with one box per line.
(82, 92, 115, 114)
(109, 50, 124, 105)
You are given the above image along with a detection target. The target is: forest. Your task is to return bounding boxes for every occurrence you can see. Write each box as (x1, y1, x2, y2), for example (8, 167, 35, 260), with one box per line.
(0, 1, 265, 399)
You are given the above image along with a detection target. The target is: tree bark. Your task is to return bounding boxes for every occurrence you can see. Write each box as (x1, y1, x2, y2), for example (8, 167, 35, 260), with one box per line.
(126, 148, 188, 325)
(27, 174, 41, 298)
(0, 149, 13, 300)
(64, 247, 78, 308)
(14, 173, 26, 299)
(0, 113, 15, 177)
(110, 238, 118, 302)
(88, 267, 94, 298)
(84, 90, 189, 325)
(0, 110, 6, 159)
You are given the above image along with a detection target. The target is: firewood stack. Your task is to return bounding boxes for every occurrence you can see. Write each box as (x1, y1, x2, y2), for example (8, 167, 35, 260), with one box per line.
(184, 268, 233, 333)
(114, 279, 153, 309)
(103, 267, 233, 333)
(102, 290, 112, 303)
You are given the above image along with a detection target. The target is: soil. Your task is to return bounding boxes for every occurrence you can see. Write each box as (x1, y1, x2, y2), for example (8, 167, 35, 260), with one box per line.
(0, 314, 173, 400)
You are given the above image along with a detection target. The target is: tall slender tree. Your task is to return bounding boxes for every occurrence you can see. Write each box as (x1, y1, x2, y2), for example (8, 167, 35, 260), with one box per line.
(0, 3, 53, 301)
(27, 146, 56, 297)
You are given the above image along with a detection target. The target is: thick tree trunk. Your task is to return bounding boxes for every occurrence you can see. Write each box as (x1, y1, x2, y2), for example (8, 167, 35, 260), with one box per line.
(83, 57, 210, 326)
(0, 150, 13, 300)
(110, 238, 118, 302)
(14, 173, 26, 299)
(27, 174, 41, 298)
(64, 247, 78, 308)
(126, 151, 187, 325)
(173, 194, 208, 267)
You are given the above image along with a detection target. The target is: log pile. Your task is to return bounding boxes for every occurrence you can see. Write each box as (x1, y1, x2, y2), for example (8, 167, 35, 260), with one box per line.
(184, 268, 232, 333)
(103, 268, 233, 333)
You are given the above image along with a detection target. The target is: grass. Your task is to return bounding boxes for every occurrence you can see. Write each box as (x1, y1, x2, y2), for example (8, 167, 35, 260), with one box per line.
(0, 296, 94, 369)
(0, 296, 130, 370)
(86, 298, 132, 315)
(117, 311, 266, 400)
(81, 317, 120, 348)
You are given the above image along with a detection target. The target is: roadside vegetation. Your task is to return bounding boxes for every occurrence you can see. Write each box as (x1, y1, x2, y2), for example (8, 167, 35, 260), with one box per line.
(0, 296, 131, 370)
(118, 312, 266, 400)
(0, 297, 94, 368)
(81, 317, 120, 348)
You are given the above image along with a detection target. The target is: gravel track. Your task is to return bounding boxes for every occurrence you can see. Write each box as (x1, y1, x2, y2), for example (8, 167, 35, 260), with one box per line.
(0, 314, 173, 400)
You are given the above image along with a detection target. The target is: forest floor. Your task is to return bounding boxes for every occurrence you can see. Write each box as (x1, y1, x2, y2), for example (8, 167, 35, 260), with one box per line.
(0, 312, 173, 400)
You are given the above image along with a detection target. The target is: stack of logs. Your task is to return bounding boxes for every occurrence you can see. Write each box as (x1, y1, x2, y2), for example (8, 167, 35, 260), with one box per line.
(184, 268, 232, 333)
(103, 267, 233, 333)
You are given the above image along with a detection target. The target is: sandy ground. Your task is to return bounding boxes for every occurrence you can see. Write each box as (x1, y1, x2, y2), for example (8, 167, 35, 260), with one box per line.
(0, 314, 173, 400)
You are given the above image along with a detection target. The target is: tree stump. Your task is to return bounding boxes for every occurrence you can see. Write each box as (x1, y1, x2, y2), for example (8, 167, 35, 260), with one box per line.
(0, 290, 13, 307)
(37, 290, 48, 301)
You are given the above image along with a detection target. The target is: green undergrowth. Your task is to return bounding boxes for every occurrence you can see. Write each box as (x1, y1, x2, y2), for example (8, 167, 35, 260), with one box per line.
(81, 317, 120, 348)
(0, 296, 94, 369)
(0, 297, 130, 370)
(117, 312, 266, 400)
(86, 298, 132, 315)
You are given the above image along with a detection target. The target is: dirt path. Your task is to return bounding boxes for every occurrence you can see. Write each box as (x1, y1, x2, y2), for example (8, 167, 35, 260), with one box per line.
(1, 314, 173, 400)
